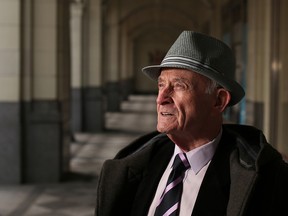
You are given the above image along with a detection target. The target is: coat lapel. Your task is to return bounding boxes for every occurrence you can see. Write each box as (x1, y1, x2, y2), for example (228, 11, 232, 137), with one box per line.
(226, 151, 258, 215)
(130, 137, 174, 216)
(192, 129, 235, 216)
(96, 135, 172, 216)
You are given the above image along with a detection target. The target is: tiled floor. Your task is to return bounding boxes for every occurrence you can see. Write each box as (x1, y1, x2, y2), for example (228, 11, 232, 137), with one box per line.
(0, 95, 157, 216)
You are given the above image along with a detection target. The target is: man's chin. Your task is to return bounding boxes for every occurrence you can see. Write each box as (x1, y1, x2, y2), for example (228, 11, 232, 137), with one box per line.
(157, 130, 169, 134)
(157, 127, 167, 134)
(157, 126, 173, 134)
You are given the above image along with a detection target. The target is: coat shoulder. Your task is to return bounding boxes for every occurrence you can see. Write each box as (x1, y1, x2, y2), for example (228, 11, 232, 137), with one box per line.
(114, 131, 164, 159)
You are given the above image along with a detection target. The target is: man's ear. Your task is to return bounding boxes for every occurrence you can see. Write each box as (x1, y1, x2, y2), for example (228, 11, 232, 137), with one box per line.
(215, 88, 231, 112)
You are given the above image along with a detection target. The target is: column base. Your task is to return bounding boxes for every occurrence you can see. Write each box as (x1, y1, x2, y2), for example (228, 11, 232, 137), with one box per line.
(106, 81, 121, 112)
(23, 100, 65, 183)
(0, 102, 21, 184)
(83, 87, 105, 132)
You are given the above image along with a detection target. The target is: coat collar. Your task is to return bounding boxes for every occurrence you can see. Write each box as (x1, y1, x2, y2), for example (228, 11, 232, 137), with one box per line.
(223, 124, 282, 215)
(193, 124, 276, 216)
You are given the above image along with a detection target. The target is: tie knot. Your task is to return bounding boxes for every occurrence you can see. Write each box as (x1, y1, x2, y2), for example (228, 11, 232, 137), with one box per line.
(173, 153, 190, 172)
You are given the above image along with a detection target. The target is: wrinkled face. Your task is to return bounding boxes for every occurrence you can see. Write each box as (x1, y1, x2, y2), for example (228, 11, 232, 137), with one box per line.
(156, 68, 217, 137)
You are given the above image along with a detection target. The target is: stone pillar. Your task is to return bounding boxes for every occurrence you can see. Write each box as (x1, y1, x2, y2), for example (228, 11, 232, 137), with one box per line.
(0, 0, 21, 184)
(275, 0, 288, 153)
(246, 0, 271, 134)
(82, 0, 105, 132)
(22, 0, 71, 183)
(105, 0, 122, 111)
(120, 28, 134, 100)
(70, 1, 84, 133)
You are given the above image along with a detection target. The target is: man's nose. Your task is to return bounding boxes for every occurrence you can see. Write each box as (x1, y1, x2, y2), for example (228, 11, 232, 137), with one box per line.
(156, 86, 172, 105)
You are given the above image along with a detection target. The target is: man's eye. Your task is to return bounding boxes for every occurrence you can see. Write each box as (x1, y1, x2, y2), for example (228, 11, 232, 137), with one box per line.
(158, 83, 164, 89)
(174, 83, 186, 90)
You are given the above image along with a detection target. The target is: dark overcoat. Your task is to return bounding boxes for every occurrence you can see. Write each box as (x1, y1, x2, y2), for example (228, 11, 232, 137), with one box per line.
(95, 124, 288, 216)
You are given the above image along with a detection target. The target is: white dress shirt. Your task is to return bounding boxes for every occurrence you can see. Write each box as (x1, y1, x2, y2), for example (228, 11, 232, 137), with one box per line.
(148, 130, 222, 216)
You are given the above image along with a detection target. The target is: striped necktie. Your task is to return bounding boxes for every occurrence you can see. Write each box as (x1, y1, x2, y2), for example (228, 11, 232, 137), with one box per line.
(154, 153, 190, 216)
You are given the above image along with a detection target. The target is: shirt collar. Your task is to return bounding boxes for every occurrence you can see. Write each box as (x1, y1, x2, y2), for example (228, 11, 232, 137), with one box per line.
(173, 128, 222, 174)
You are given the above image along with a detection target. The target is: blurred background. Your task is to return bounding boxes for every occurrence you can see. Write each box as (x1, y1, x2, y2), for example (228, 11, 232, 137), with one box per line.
(0, 0, 288, 215)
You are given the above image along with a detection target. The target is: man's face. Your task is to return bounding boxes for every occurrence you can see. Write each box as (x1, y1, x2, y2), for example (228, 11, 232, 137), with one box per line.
(156, 68, 217, 137)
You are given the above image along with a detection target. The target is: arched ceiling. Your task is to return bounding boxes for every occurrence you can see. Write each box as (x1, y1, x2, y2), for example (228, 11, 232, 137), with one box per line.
(103, 0, 213, 40)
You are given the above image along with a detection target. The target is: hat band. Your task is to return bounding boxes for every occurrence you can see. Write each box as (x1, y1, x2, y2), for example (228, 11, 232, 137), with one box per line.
(161, 56, 224, 76)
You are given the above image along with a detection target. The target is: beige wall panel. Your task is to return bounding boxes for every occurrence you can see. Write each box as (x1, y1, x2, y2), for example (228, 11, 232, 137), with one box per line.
(0, 0, 20, 101)
(34, 1, 56, 26)
(34, 27, 56, 51)
(0, 77, 19, 101)
(247, 0, 271, 138)
(70, 3, 83, 88)
(34, 51, 56, 75)
(86, 0, 102, 86)
(33, 77, 56, 99)
(0, 51, 19, 75)
(0, 0, 19, 24)
(0, 27, 19, 49)
(246, 2, 271, 103)
(32, 0, 57, 99)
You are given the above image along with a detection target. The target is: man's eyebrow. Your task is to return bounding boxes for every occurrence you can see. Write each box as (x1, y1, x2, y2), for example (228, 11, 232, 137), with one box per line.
(158, 77, 189, 82)
(172, 77, 190, 83)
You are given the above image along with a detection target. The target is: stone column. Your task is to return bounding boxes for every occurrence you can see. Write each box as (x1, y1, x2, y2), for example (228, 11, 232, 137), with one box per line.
(105, 0, 122, 111)
(0, 0, 21, 183)
(82, 0, 105, 132)
(22, 0, 71, 183)
(70, 1, 84, 132)
(275, 0, 288, 153)
(120, 28, 133, 100)
(246, 0, 272, 134)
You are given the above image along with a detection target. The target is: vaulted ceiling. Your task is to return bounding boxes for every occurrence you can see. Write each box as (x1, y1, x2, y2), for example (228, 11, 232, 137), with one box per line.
(102, 0, 215, 41)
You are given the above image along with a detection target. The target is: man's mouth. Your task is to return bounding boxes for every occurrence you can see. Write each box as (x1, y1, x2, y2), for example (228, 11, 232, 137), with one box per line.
(160, 112, 173, 116)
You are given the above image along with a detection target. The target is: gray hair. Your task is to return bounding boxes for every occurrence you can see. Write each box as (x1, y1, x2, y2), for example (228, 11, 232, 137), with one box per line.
(205, 79, 220, 94)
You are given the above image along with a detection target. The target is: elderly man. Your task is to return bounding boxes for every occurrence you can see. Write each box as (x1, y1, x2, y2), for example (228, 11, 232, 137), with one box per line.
(95, 31, 288, 216)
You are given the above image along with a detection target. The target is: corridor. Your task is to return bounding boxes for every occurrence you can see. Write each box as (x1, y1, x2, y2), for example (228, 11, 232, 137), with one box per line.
(0, 95, 157, 216)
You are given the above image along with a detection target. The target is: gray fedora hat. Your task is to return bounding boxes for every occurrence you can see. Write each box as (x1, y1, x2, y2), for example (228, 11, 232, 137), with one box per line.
(142, 30, 245, 106)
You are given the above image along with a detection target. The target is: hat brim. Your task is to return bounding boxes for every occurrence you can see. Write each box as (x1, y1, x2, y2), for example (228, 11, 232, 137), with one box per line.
(142, 64, 245, 106)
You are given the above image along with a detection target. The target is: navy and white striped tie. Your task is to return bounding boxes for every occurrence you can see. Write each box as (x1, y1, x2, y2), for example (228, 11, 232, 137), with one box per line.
(154, 153, 190, 216)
